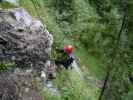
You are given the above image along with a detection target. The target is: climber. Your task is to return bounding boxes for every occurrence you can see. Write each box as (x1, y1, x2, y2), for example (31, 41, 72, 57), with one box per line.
(55, 44, 75, 69)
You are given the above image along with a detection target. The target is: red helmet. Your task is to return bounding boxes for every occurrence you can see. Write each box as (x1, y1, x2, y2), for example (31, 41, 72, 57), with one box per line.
(64, 44, 73, 54)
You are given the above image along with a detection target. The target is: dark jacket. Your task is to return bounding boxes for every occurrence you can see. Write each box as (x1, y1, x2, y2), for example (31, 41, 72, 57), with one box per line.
(55, 49, 75, 69)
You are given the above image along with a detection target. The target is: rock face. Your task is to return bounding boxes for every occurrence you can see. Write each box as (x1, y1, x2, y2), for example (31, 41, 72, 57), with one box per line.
(0, 8, 53, 69)
(0, 69, 42, 100)
(0, 8, 54, 100)
(0, 75, 19, 100)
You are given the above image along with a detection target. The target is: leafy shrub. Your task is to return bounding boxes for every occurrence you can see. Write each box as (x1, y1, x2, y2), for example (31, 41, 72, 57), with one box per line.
(0, 62, 15, 71)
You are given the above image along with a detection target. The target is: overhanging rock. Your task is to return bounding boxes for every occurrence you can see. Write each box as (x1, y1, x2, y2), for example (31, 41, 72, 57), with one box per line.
(0, 8, 53, 69)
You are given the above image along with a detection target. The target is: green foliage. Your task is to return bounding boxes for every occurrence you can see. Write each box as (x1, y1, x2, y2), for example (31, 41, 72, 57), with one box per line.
(0, 62, 15, 71)
(0, 1, 17, 9)
(19, 0, 132, 100)
(41, 90, 61, 100)
(53, 69, 98, 100)
(122, 88, 133, 100)
(61, 86, 74, 100)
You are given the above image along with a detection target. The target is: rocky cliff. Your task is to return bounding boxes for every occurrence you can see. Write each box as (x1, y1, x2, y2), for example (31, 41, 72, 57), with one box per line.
(0, 8, 53, 69)
(0, 8, 54, 100)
